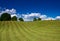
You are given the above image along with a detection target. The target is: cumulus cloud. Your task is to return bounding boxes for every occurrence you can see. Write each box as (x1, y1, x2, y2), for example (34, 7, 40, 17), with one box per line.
(22, 13, 41, 21)
(22, 13, 46, 21)
(39, 15, 47, 20)
(5, 8, 16, 14)
(0, 8, 17, 17)
(55, 16, 60, 20)
(44, 17, 55, 20)
(22, 13, 57, 21)
(11, 14, 17, 17)
(22, 13, 40, 18)
(22, 13, 55, 21)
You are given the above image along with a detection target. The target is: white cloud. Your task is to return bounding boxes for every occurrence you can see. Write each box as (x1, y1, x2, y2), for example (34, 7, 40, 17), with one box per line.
(0, 8, 17, 17)
(22, 13, 41, 21)
(22, 13, 57, 21)
(10, 9, 16, 14)
(11, 14, 17, 17)
(5, 8, 16, 14)
(22, 14, 28, 18)
(22, 13, 40, 18)
(0, 8, 16, 15)
(44, 17, 55, 20)
(39, 15, 47, 20)
(55, 16, 60, 20)
(22, 13, 55, 21)
(23, 18, 33, 21)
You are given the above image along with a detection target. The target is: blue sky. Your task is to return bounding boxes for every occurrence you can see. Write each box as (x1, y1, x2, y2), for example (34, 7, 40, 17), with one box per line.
(0, 0, 60, 21)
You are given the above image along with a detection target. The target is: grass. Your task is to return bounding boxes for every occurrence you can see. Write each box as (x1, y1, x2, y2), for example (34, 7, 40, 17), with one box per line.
(0, 20, 60, 41)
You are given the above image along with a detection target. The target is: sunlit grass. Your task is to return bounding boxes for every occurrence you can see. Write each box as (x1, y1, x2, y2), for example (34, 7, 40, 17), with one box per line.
(0, 20, 60, 41)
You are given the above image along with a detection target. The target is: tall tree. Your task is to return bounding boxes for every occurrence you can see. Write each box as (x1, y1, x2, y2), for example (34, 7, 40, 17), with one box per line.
(11, 16, 17, 21)
(1, 13, 11, 21)
(19, 18, 24, 21)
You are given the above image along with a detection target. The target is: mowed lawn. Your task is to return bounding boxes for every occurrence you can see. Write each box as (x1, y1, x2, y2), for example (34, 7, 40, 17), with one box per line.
(0, 21, 60, 41)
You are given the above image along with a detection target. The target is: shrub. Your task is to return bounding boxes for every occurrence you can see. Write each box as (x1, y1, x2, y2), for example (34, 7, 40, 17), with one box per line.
(1, 13, 11, 21)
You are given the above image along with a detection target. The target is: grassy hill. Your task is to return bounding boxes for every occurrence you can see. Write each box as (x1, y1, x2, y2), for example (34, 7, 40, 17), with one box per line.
(0, 21, 60, 41)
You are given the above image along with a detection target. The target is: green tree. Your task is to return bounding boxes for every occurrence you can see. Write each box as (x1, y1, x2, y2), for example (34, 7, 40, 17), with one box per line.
(1, 13, 11, 21)
(33, 17, 37, 21)
(11, 16, 17, 21)
(0, 17, 1, 21)
(19, 18, 24, 21)
(38, 18, 41, 21)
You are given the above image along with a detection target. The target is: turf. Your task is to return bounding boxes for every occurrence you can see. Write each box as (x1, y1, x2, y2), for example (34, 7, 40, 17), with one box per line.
(0, 21, 60, 41)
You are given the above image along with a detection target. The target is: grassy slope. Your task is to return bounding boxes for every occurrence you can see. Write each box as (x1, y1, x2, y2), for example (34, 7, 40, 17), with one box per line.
(0, 21, 60, 41)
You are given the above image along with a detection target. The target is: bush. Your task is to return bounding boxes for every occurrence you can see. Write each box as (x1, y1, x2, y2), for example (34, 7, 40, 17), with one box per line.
(38, 18, 41, 21)
(19, 18, 24, 21)
(11, 16, 17, 21)
(1, 13, 11, 21)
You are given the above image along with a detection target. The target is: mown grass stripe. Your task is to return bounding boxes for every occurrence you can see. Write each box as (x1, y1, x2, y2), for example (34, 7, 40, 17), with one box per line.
(19, 21, 51, 40)
(1, 21, 8, 41)
(17, 22, 39, 41)
(0, 21, 6, 32)
(8, 21, 16, 41)
(19, 22, 43, 41)
(29, 21, 58, 40)
(0, 21, 4, 41)
(11, 21, 22, 41)
(21, 21, 60, 41)
(9, 21, 20, 41)
(13, 21, 31, 41)
(27, 21, 60, 34)
(0, 21, 7, 41)
(0, 21, 60, 41)
(5, 21, 12, 41)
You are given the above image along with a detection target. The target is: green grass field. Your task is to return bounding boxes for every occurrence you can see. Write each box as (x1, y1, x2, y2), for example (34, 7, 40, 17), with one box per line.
(0, 21, 60, 41)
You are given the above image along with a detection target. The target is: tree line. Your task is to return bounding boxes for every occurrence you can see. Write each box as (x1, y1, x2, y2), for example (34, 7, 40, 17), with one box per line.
(0, 13, 41, 21)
